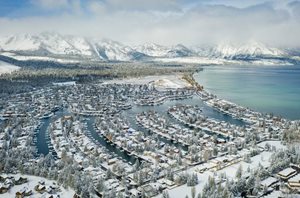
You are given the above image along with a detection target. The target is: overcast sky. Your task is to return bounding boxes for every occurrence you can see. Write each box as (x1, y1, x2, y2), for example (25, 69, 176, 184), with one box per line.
(0, 0, 300, 47)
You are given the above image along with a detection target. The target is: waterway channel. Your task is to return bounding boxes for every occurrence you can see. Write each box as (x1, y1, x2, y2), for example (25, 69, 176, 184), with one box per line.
(35, 95, 246, 163)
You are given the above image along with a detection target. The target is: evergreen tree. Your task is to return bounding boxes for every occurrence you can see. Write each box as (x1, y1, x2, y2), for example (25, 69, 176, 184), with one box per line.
(162, 190, 170, 198)
(236, 164, 243, 179)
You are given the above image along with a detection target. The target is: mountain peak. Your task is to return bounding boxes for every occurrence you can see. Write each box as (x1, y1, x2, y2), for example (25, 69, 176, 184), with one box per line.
(215, 40, 285, 59)
(0, 32, 295, 63)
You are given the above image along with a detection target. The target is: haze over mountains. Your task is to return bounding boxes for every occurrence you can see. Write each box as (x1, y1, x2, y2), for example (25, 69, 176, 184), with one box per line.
(0, 32, 299, 65)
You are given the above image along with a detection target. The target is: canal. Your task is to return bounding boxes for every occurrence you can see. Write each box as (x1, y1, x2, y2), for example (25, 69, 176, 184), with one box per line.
(84, 117, 139, 164)
(35, 109, 69, 157)
(35, 95, 246, 162)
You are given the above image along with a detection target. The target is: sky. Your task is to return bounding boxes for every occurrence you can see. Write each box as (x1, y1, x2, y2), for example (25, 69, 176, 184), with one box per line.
(0, 0, 300, 47)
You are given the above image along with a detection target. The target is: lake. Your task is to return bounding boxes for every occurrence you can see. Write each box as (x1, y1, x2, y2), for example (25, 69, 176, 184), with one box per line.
(194, 65, 300, 120)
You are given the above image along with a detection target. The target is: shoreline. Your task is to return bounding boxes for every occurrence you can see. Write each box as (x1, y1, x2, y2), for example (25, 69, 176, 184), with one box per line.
(192, 65, 300, 121)
(105, 71, 297, 123)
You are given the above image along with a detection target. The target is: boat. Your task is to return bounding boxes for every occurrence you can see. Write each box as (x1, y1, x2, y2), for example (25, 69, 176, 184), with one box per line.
(40, 112, 54, 119)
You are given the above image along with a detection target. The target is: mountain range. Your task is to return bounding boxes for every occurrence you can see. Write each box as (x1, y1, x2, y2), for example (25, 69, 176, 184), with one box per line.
(0, 32, 299, 65)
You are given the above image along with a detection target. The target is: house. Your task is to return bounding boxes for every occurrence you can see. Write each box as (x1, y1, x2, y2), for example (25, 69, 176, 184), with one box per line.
(291, 164, 300, 172)
(14, 177, 28, 185)
(277, 167, 297, 180)
(158, 178, 175, 188)
(260, 177, 278, 188)
(35, 184, 46, 193)
(46, 185, 59, 194)
(15, 187, 32, 198)
(108, 158, 117, 165)
(129, 189, 141, 198)
(0, 184, 9, 194)
(287, 173, 300, 191)
(139, 184, 158, 197)
(4, 178, 14, 188)
(0, 175, 10, 183)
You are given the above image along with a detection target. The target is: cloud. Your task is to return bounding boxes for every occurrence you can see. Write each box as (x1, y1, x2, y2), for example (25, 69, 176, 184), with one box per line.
(0, 0, 300, 47)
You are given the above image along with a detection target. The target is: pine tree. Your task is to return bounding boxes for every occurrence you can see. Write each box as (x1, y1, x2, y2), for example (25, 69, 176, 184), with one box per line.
(162, 190, 170, 198)
(236, 164, 243, 179)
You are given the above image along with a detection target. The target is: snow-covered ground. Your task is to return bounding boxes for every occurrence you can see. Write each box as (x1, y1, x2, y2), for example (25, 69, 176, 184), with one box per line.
(156, 141, 286, 198)
(0, 52, 80, 63)
(0, 60, 20, 75)
(103, 74, 191, 89)
(1, 174, 75, 198)
(154, 56, 228, 65)
(153, 56, 292, 66)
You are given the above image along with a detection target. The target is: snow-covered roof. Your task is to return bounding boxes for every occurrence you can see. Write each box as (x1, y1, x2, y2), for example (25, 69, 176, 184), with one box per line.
(262, 190, 283, 198)
(288, 174, 300, 183)
(261, 177, 278, 187)
(277, 167, 296, 177)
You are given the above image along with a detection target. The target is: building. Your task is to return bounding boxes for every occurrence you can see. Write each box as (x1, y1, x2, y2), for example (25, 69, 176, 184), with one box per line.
(287, 174, 300, 191)
(277, 167, 297, 181)
(260, 177, 278, 188)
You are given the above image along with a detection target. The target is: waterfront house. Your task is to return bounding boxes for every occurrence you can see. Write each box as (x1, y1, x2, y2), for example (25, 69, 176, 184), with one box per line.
(260, 177, 278, 188)
(287, 174, 300, 191)
(277, 167, 297, 181)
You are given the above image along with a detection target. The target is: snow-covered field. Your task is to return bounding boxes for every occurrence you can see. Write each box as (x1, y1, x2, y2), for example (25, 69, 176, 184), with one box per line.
(0, 60, 20, 75)
(103, 74, 191, 89)
(1, 174, 75, 198)
(0, 52, 80, 63)
(154, 56, 227, 65)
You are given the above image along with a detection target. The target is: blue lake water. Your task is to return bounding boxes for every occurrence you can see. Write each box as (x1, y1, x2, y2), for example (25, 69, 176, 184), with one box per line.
(194, 65, 300, 120)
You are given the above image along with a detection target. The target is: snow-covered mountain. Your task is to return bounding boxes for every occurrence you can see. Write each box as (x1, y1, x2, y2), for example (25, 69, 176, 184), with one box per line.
(133, 43, 194, 58)
(0, 32, 298, 64)
(0, 32, 94, 57)
(93, 39, 146, 61)
(212, 41, 286, 60)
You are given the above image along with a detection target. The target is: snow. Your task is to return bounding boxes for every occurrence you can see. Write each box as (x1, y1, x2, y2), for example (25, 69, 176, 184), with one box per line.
(0, 174, 75, 198)
(277, 167, 296, 177)
(0, 32, 295, 64)
(0, 34, 40, 51)
(133, 43, 170, 57)
(152, 79, 186, 89)
(53, 81, 76, 86)
(94, 39, 140, 61)
(262, 191, 283, 198)
(0, 33, 93, 56)
(215, 41, 285, 59)
(133, 43, 192, 58)
(1, 52, 80, 63)
(249, 59, 293, 66)
(103, 74, 191, 89)
(156, 141, 286, 198)
(154, 56, 292, 66)
(154, 56, 227, 65)
(261, 177, 278, 187)
(257, 140, 286, 150)
(288, 173, 300, 183)
(0, 60, 20, 75)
